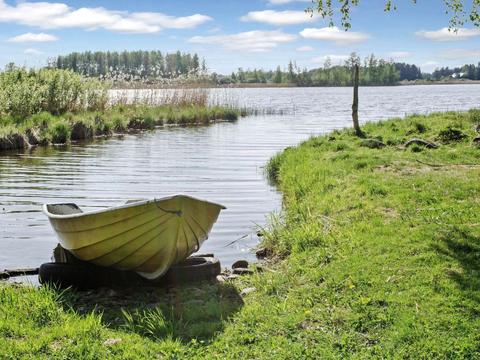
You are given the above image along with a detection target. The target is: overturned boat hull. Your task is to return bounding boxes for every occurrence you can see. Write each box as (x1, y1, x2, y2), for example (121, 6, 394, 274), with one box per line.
(43, 195, 225, 280)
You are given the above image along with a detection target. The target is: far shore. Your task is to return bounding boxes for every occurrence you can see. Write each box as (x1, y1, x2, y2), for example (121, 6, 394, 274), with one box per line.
(109, 79, 480, 90)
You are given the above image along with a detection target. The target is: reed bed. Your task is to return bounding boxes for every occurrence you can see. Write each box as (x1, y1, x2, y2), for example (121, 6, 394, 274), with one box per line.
(0, 68, 108, 118)
(0, 69, 244, 152)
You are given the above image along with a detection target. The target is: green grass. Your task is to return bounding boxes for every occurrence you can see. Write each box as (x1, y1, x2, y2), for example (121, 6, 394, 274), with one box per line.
(0, 104, 242, 150)
(1, 110, 479, 359)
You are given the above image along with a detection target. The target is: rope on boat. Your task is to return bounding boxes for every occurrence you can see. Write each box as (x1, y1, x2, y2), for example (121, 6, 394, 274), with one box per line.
(154, 200, 182, 216)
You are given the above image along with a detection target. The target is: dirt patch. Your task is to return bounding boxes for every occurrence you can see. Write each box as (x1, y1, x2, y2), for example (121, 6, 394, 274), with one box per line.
(381, 207, 400, 219)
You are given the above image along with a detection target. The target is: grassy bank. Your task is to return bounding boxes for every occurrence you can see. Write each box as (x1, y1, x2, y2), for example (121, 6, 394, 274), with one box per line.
(0, 104, 241, 151)
(1, 110, 480, 358)
(0, 68, 242, 152)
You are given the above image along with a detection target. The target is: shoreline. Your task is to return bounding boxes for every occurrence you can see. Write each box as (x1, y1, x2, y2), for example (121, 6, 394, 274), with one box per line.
(0, 105, 242, 153)
(108, 79, 480, 90)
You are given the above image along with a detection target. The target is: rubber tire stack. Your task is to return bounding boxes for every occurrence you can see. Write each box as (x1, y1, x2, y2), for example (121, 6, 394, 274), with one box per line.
(39, 256, 221, 289)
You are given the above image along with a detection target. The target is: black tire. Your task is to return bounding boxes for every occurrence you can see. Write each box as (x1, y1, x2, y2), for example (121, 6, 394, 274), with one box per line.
(162, 256, 221, 285)
(39, 262, 92, 289)
(39, 262, 146, 289)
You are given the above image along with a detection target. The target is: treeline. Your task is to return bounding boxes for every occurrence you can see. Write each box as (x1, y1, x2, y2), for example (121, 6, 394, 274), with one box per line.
(218, 54, 405, 86)
(394, 63, 422, 81)
(430, 63, 480, 80)
(50, 50, 207, 81)
(47, 50, 480, 86)
(311, 54, 401, 86)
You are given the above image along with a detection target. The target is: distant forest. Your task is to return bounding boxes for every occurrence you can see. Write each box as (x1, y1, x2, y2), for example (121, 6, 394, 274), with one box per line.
(49, 51, 480, 86)
(51, 50, 206, 81)
(223, 54, 404, 86)
(220, 54, 480, 86)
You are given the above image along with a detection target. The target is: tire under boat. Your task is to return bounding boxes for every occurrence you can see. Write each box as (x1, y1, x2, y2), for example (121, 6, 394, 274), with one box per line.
(43, 195, 225, 280)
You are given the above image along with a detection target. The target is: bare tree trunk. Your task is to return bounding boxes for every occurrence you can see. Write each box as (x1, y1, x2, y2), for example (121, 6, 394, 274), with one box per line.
(352, 64, 363, 137)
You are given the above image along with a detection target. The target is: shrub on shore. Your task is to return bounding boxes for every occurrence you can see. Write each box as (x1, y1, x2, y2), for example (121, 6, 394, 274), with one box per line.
(0, 67, 108, 118)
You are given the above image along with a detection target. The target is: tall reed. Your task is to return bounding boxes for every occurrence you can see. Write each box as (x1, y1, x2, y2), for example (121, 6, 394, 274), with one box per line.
(110, 88, 210, 107)
(0, 67, 108, 118)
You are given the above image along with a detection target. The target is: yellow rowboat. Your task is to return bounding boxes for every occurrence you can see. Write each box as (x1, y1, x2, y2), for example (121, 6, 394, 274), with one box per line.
(43, 195, 225, 280)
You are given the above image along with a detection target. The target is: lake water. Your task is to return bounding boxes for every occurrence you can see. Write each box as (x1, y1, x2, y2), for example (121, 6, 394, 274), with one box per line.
(1, 85, 479, 271)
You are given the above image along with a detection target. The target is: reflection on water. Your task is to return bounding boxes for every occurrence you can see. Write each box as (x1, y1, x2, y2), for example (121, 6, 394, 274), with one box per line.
(1, 85, 479, 269)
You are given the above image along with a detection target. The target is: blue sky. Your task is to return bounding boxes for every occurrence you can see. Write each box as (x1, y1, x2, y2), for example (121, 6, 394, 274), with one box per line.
(0, 0, 479, 73)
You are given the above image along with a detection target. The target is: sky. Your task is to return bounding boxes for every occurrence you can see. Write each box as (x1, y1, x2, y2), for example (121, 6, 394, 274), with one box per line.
(0, 0, 479, 74)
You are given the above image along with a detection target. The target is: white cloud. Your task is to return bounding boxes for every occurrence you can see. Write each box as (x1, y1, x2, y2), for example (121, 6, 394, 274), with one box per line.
(7, 32, 58, 43)
(297, 45, 314, 52)
(130, 13, 212, 30)
(387, 51, 411, 59)
(267, 0, 310, 4)
(189, 30, 296, 52)
(415, 27, 480, 42)
(241, 10, 315, 26)
(300, 27, 369, 45)
(312, 54, 349, 65)
(438, 48, 480, 60)
(0, 0, 211, 34)
(24, 48, 43, 55)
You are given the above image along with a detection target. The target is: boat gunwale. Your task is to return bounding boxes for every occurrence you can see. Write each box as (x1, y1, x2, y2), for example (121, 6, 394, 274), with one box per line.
(42, 194, 227, 220)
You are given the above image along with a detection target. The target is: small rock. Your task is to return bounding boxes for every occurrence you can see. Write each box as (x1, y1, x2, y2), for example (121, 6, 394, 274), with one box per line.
(103, 338, 122, 347)
(107, 289, 118, 297)
(240, 287, 256, 297)
(404, 138, 438, 149)
(216, 275, 227, 283)
(360, 138, 386, 149)
(255, 248, 269, 259)
(233, 268, 254, 276)
(220, 269, 231, 276)
(232, 260, 249, 269)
